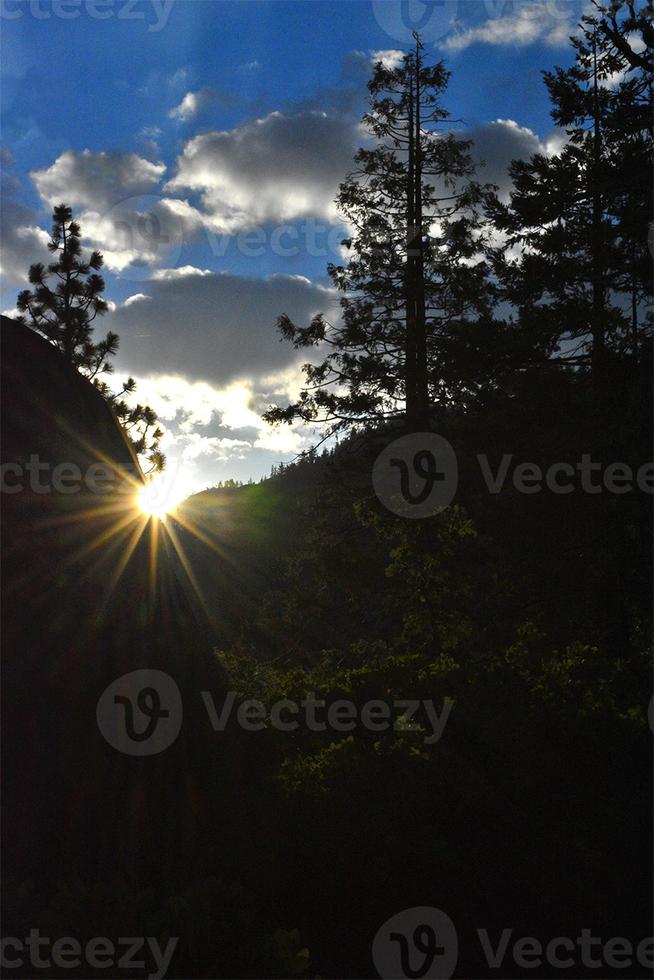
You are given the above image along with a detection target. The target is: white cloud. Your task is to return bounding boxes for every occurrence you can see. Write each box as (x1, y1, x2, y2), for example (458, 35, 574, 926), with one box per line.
(31, 150, 165, 211)
(469, 118, 567, 199)
(254, 427, 304, 453)
(123, 293, 151, 306)
(0, 158, 51, 287)
(169, 87, 216, 122)
(370, 49, 405, 69)
(118, 373, 226, 427)
(597, 32, 646, 88)
(74, 205, 177, 271)
(28, 150, 181, 272)
(21, 100, 357, 277)
(112, 368, 312, 491)
(151, 265, 212, 280)
(258, 362, 308, 407)
(181, 433, 251, 461)
(166, 109, 357, 232)
(543, 129, 568, 157)
(444, 2, 577, 51)
(54, 196, 201, 273)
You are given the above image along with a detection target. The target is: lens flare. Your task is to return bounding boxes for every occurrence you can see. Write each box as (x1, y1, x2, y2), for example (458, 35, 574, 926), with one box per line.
(138, 474, 187, 519)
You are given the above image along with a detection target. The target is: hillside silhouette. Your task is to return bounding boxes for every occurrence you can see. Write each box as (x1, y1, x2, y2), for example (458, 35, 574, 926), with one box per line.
(1, 315, 228, 926)
(169, 379, 652, 977)
(2, 323, 652, 977)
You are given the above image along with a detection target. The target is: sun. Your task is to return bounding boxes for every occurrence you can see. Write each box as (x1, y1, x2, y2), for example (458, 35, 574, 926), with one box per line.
(138, 475, 186, 519)
(138, 483, 171, 519)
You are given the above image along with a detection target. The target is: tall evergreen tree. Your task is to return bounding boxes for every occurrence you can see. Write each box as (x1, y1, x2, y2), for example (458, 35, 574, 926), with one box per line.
(17, 204, 114, 372)
(264, 37, 495, 438)
(17, 204, 164, 472)
(489, 1, 653, 386)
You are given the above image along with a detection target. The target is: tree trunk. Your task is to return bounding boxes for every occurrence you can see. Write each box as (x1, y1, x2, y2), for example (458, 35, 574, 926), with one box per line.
(414, 37, 429, 428)
(405, 75, 419, 429)
(591, 32, 606, 391)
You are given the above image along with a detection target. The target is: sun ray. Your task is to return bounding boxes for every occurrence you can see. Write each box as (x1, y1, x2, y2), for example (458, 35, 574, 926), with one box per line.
(158, 517, 222, 635)
(98, 512, 151, 610)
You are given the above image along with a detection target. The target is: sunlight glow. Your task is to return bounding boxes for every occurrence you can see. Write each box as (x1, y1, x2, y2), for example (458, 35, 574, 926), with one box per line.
(138, 474, 189, 518)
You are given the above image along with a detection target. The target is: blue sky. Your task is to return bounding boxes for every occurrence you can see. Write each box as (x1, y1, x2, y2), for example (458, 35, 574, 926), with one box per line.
(1, 0, 584, 503)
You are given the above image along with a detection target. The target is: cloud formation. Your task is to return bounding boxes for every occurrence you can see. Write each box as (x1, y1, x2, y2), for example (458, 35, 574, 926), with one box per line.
(166, 109, 357, 232)
(31, 150, 165, 211)
(28, 150, 187, 271)
(469, 117, 543, 195)
(370, 49, 405, 69)
(15, 108, 562, 291)
(169, 87, 217, 122)
(237, 60, 261, 73)
(109, 268, 338, 387)
(115, 364, 312, 491)
(27, 148, 210, 272)
(0, 151, 51, 287)
(444, 2, 577, 51)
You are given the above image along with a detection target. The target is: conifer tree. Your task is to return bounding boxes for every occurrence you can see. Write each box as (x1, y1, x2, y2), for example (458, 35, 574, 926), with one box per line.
(489, 1, 653, 384)
(265, 36, 495, 438)
(17, 204, 164, 472)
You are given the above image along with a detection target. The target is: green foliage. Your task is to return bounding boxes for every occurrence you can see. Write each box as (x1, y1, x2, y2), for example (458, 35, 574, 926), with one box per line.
(270, 929, 310, 976)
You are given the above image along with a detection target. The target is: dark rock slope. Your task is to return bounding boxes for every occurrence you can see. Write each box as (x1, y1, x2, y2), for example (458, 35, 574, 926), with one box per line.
(1, 316, 226, 895)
